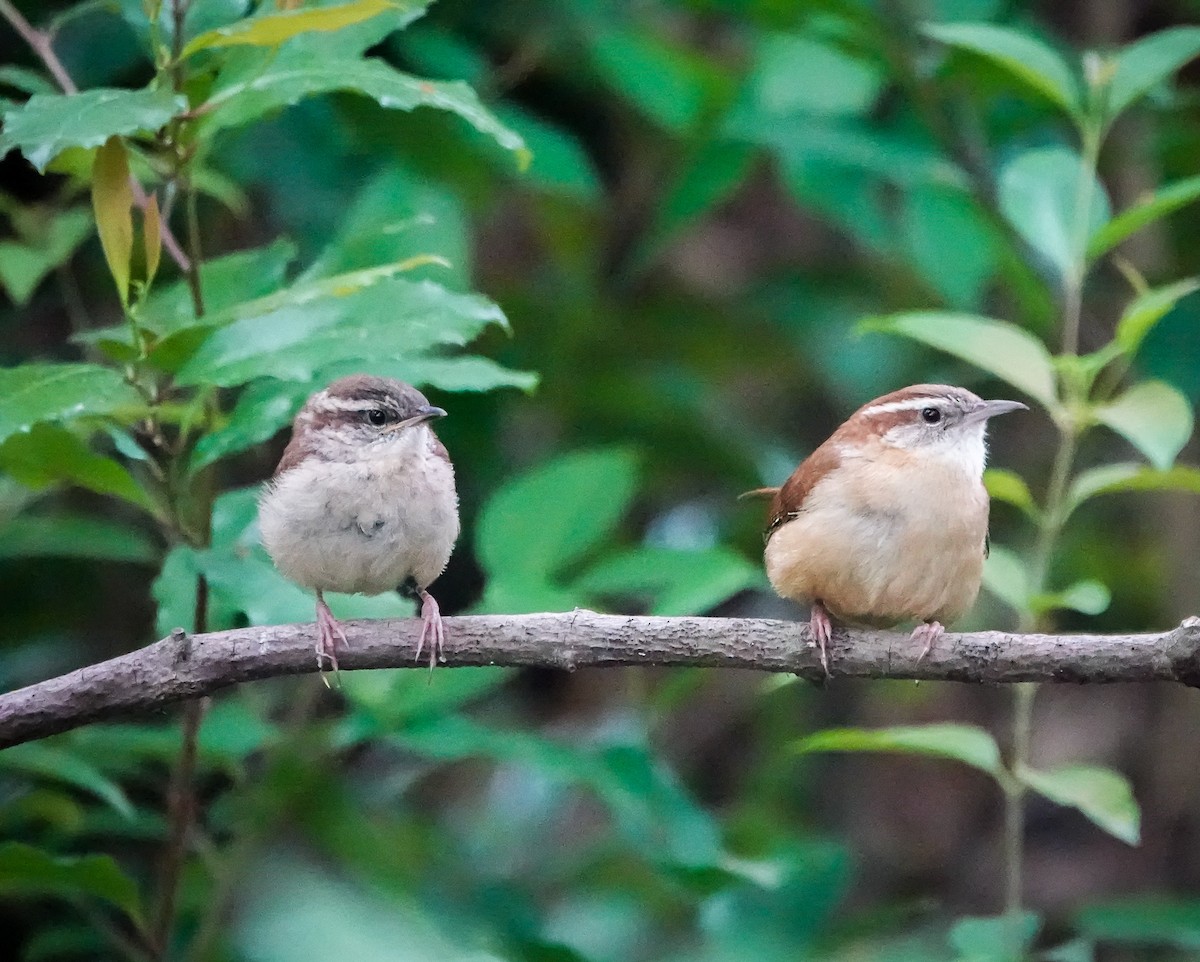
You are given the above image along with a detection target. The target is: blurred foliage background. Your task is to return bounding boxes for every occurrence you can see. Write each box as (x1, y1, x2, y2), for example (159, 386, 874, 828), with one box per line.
(2, 0, 1200, 959)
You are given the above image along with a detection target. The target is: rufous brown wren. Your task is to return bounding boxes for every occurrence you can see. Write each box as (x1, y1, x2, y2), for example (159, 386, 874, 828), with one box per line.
(259, 375, 460, 672)
(758, 384, 1026, 675)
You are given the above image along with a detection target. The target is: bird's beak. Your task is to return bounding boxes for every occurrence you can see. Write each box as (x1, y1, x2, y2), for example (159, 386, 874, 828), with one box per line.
(962, 399, 1028, 427)
(383, 405, 448, 433)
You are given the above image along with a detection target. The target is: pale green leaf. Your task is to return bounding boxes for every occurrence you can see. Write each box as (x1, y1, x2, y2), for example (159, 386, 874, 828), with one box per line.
(1019, 763, 1140, 845)
(575, 546, 763, 616)
(1088, 176, 1200, 259)
(0, 87, 187, 171)
(923, 22, 1081, 115)
(0, 207, 92, 305)
(862, 312, 1058, 408)
(90, 137, 134, 305)
(982, 543, 1029, 615)
(949, 912, 1040, 962)
(181, 0, 410, 58)
(999, 146, 1110, 281)
(1114, 279, 1199, 356)
(1067, 462, 1200, 516)
(1031, 579, 1111, 617)
(0, 514, 157, 564)
(0, 843, 142, 921)
(0, 363, 144, 446)
(901, 183, 998, 309)
(984, 468, 1038, 519)
(1095, 380, 1194, 469)
(1105, 27, 1200, 124)
(793, 724, 1004, 777)
(744, 33, 884, 118)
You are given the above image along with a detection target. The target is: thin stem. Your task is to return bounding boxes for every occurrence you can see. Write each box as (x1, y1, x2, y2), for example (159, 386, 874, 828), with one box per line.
(1061, 126, 1103, 357)
(0, 0, 76, 92)
(1004, 681, 1037, 915)
(182, 181, 205, 317)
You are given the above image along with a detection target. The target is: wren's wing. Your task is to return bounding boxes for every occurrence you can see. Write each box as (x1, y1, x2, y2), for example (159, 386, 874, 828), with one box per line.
(764, 441, 842, 542)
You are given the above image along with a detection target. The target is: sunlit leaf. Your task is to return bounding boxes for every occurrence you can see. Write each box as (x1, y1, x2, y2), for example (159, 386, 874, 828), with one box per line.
(1088, 176, 1200, 259)
(741, 33, 884, 118)
(0, 843, 142, 921)
(949, 912, 1040, 962)
(0, 363, 144, 446)
(1112, 279, 1199, 357)
(90, 137, 134, 305)
(793, 724, 1004, 777)
(1066, 462, 1200, 516)
(575, 546, 763, 616)
(984, 468, 1038, 520)
(999, 146, 1110, 281)
(1018, 764, 1140, 845)
(1031, 579, 1111, 617)
(1095, 380, 1194, 469)
(0, 87, 187, 171)
(862, 312, 1058, 409)
(1105, 27, 1200, 125)
(923, 22, 1081, 115)
(982, 543, 1030, 615)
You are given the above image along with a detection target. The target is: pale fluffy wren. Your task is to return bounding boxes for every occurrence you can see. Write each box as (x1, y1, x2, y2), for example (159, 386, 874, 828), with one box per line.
(756, 384, 1026, 675)
(259, 375, 460, 672)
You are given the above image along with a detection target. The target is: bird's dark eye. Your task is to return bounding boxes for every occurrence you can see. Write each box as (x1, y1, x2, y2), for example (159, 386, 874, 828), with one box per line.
(365, 409, 387, 426)
(921, 407, 942, 424)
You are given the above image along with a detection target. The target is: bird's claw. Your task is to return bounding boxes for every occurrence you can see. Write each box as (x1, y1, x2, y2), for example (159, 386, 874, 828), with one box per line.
(414, 589, 445, 671)
(810, 602, 833, 678)
(316, 594, 349, 677)
(912, 620, 944, 663)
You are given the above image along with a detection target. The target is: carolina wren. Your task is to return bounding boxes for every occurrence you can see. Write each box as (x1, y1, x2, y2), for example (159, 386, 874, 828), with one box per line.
(258, 375, 460, 671)
(759, 384, 1026, 675)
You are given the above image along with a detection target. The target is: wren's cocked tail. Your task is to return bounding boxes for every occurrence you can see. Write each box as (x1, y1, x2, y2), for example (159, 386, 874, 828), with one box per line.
(258, 375, 461, 675)
(760, 384, 1026, 676)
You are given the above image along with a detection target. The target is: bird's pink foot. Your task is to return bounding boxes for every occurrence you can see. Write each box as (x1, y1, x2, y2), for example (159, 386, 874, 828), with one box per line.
(810, 600, 833, 677)
(912, 620, 944, 663)
(316, 591, 349, 672)
(414, 587, 445, 670)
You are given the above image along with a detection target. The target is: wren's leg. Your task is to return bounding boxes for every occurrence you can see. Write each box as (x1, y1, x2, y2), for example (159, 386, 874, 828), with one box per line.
(810, 600, 833, 677)
(414, 587, 445, 670)
(315, 590, 349, 672)
(912, 620, 944, 662)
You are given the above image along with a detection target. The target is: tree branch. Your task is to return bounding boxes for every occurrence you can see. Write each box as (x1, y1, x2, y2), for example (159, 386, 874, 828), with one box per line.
(1, 613, 1198, 748)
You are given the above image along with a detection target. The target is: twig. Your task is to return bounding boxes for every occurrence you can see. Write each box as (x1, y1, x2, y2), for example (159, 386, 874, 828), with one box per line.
(1, 612, 1198, 750)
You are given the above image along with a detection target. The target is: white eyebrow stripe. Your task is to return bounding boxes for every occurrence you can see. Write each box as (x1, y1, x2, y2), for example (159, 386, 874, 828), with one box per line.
(861, 397, 948, 417)
(311, 396, 392, 413)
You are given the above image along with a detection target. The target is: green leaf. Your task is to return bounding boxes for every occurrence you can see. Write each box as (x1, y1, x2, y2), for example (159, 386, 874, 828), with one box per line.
(0, 744, 135, 818)
(495, 104, 601, 200)
(1066, 462, 1200, 516)
(90, 137, 134, 305)
(862, 312, 1058, 409)
(648, 140, 753, 251)
(793, 724, 1004, 777)
(476, 448, 640, 590)
(0, 363, 144, 446)
(0, 513, 157, 563)
(1088, 175, 1200, 259)
(0, 423, 153, 511)
(984, 468, 1038, 520)
(203, 56, 526, 161)
(742, 33, 884, 119)
(1075, 896, 1200, 948)
(575, 546, 763, 616)
(1095, 380, 1194, 469)
(181, 0, 412, 58)
(923, 22, 1081, 115)
(901, 184, 998, 309)
(999, 146, 1110, 281)
(949, 912, 1040, 962)
(0, 843, 142, 921)
(1031, 579, 1111, 617)
(0, 207, 92, 305)
(1113, 279, 1199, 357)
(175, 274, 506, 387)
(0, 87, 187, 171)
(982, 544, 1030, 615)
(1018, 764, 1140, 845)
(1105, 27, 1200, 124)
(0, 65, 55, 97)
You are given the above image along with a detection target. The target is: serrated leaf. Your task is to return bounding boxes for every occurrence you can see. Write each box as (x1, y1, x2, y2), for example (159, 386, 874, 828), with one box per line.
(862, 312, 1058, 409)
(90, 137, 134, 305)
(999, 146, 1110, 281)
(1105, 27, 1200, 124)
(1019, 764, 1140, 845)
(0, 514, 157, 563)
(0, 744, 135, 818)
(0, 363, 144, 446)
(0, 207, 92, 305)
(476, 448, 641, 593)
(181, 0, 409, 58)
(984, 468, 1038, 519)
(950, 912, 1040, 962)
(793, 724, 1004, 777)
(1066, 462, 1200, 516)
(1095, 380, 1194, 469)
(0, 87, 187, 171)
(0, 423, 153, 511)
(575, 546, 763, 616)
(923, 22, 1081, 115)
(0, 843, 142, 921)
(1075, 897, 1200, 948)
(1088, 176, 1200, 259)
(1112, 279, 1199, 358)
(203, 56, 526, 161)
(982, 544, 1030, 614)
(174, 274, 506, 387)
